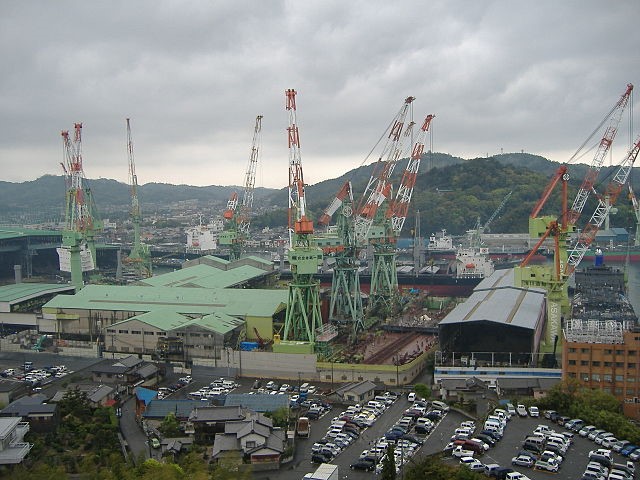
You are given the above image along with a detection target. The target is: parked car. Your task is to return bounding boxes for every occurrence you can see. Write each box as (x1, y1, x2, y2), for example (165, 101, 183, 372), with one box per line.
(350, 459, 375, 471)
(511, 455, 535, 468)
(534, 458, 559, 472)
(516, 404, 527, 417)
(528, 406, 539, 417)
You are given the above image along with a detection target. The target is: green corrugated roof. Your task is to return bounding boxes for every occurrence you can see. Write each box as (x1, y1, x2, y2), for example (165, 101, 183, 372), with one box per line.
(0, 283, 74, 302)
(43, 284, 287, 317)
(111, 308, 243, 334)
(140, 263, 269, 289)
(0, 228, 61, 240)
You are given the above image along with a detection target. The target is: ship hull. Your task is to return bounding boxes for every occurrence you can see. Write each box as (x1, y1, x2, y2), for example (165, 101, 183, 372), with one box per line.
(279, 272, 482, 297)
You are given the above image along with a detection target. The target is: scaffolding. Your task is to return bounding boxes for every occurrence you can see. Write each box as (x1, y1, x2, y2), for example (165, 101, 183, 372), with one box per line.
(563, 319, 634, 344)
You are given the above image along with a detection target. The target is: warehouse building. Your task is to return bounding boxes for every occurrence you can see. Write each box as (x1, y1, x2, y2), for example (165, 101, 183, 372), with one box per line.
(438, 268, 547, 366)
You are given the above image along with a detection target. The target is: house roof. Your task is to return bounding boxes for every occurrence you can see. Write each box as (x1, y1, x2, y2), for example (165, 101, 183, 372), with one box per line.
(43, 284, 287, 318)
(50, 384, 114, 404)
(188, 405, 246, 422)
(0, 380, 25, 393)
(336, 380, 376, 397)
(0, 395, 56, 416)
(136, 363, 158, 379)
(231, 419, 270, 439)
(223, 393, 289, 413)
(211, 433, 239, 458)
(135, 387, 158, 405)
(142, 400, 204, 419)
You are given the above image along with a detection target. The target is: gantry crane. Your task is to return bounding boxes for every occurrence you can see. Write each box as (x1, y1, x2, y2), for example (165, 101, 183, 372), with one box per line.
(318, 181, 364, 337)
(57, 123, 102, 290)
(281, 89, 324, 344)
(123, 118, 152, 278)
(515, 83, 634, 350)
(219, 115, 263, 261)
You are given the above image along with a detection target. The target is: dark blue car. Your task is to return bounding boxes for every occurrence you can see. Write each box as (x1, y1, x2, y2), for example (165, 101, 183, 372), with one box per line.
(621, 444, 639, 456)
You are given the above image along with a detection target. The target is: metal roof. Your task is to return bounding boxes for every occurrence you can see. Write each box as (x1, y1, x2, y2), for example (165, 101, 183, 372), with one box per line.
(110, 309, 244, 335)
(0, 228, 60, 240)
(139, 263, 271, 289)
(439, 279, 545, 331)
(0, 283, 75, 312)
(43, 284, 287, 318)
(143, 399, 204, 419)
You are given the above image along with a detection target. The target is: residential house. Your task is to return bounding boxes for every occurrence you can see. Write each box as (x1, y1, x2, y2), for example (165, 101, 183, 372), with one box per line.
(211, 412, 285, 466)
(0, 394, 58, 432)
(335, 380, 376, 404)
(0, 417, 32, 464)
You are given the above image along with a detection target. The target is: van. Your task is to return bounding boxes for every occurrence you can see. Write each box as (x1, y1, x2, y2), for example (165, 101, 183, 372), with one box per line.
(484, 463, 500, 477)
(407, 392, 416, 402)
(431, 400, 449, 412)
(523, 435, 545, 447)
(300, 382, 309, 393)
(462, 440, 484, 454)
(375, 395, 393, 406)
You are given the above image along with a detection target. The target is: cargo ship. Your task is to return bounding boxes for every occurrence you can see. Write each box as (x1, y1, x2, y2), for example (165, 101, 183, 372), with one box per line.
(580, 246, 640, 263)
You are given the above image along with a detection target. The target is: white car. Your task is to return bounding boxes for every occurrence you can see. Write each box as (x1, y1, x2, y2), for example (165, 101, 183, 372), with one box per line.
(451, 446, 475, 458)
(516, 404, 527, 417)
(528, 406, 539, 417)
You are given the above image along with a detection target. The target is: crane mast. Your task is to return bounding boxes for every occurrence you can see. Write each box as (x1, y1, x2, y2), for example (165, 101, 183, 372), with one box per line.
(387, 114, 435, 235)
(567, 83, 633, 226)
(282, 89, 323, 345)
(630, 183, 640, 247)
(124, 118, 151, 278)
(354, 96, 415, 245)
(219, 115, 263, 261)
(58, 123, 99, 290)
(565, 135, 640, 275)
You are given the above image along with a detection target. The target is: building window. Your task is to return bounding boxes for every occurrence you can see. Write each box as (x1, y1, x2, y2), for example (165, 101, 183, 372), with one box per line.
(568, 372, 576, 378)
(615, 387, 623, 395)
(118, 330, 128, 334)
(616, 362, 624, 368)
(592, 374, 600, 382)
(122, 347, 129, 352)
(107, 329, 116, 334)
(144, 331, 154, 336)
(131, 330, 141, 335)
(568, 348, 576, 353)
(627, 388, 635, 395)
(629, 351, 637, 356)
(604, 374, 612, 382)
(604, 362, 612, 367)
(581, 373, 589, 381)
(246, 441, 256, 448)
(592, 361, 600, 367)
(580, 360, 589, 366)
(568, 360, 576, 365)
(325, 375, 331, 380)
(629, 377, 636, 383)
(191, 333, 201, 337)
(629, 363, 637, 369)
(603, 387, 612, 394)
(604, 349, 613, 354)
(616, 349, 624, 355)
(581, 348, 590, 353)
(616, 375, 624, 382)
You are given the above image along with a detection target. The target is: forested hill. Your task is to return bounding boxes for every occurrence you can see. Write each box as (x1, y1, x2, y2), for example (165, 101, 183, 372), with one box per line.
(0, 152, 637, 234)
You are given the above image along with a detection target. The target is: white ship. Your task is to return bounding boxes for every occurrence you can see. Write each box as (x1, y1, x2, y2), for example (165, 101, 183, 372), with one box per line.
(455, 246, 495, 279)
(185, 217, 224, 253)
(427, 229, 455, 253)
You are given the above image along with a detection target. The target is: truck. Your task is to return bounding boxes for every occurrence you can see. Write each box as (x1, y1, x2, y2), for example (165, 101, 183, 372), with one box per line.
(303, 463, 338, 480)
(296, 416, 310, 438)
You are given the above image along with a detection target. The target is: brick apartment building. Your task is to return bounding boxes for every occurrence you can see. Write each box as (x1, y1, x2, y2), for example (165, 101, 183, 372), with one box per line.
(563, 323, 640, 419)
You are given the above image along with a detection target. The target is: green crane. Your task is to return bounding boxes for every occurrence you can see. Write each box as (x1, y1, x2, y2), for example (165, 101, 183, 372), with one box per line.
(219, 115, 262, 261)
(124, 118, 152, 278)
(281, 89, 323, 344)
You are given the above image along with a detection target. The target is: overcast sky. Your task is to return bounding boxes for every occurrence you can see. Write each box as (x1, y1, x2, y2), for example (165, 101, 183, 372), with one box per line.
(1, 1, 639, 189)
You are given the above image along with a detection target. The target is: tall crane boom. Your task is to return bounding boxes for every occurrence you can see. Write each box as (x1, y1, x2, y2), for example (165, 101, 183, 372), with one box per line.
(220, 115, 263, 261)
(286, 89, 313, 244)
(567, 83, 633, 226)
(127, 119, 141, 240)
(565, 135, 640, 275)
(387, 114, 435, 235)
(61, 124, 92, 234)
(354, 96, 415, 244)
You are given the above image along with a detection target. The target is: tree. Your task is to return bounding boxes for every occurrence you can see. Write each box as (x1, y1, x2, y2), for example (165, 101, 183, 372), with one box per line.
(413, 383, 431, 400)
(264, 407, 289, 429)
(159, 412, 181, 437)
(380, 443, 396, 480)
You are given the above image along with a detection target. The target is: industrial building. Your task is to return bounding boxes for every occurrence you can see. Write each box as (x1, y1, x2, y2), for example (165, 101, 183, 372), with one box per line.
(438, 268, 547, 365)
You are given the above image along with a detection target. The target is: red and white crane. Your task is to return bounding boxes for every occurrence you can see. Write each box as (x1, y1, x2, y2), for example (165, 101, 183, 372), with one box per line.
(354, 96, 415, 244)
(565, 135, 640, 275)
(386, 114, 435, 235)
(286, 89, 314, 246)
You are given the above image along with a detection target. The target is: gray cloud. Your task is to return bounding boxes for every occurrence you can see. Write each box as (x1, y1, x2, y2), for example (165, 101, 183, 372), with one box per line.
(0, 0, 638, 189)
